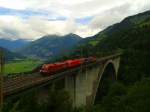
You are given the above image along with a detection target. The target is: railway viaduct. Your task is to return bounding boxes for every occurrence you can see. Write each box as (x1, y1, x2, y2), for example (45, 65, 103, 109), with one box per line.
(1, 53, 121, 108)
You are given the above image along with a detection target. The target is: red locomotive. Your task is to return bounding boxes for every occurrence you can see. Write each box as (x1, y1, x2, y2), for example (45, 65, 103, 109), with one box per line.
(40, 57, 96, 75)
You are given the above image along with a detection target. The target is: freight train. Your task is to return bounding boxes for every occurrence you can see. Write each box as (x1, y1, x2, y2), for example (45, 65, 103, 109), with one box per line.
(40, 57, 96, 76)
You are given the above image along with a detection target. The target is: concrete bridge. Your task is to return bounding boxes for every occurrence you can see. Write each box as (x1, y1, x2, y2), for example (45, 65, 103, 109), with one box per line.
(1, 53, 121, 107)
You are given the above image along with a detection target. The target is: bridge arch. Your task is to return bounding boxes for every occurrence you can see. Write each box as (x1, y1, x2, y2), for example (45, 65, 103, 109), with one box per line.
(94, 60, 117, 104)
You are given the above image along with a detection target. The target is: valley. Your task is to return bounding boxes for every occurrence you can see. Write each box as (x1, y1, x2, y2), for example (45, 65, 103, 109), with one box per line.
(0, 9, 150, 112)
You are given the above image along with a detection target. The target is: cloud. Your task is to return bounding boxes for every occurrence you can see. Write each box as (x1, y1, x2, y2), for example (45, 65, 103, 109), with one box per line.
(89, 0, 150, 31)
(0, 0, 149, 40)
(0, 16, 57, 40)
(0, 16, 83, 40)
(89, 3, 131, 29)
(0, 7, 47, 18)
(75, 25, 101, 38)
(0, 0, 28, 10)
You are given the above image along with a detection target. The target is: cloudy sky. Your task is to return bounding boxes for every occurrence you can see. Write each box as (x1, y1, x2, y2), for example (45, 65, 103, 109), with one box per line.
(0, 0, 149, 40)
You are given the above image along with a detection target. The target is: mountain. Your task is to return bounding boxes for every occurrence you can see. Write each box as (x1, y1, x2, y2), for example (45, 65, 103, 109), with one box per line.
(81, 10, 150, 112)
(0, 39, 30, 51)
(92, 10, 150, 51)
(73, 10, 150, 84)
(17, 33, 82, 59)
(0, 47, 25, 62)
(51, 11, 150, 112)
(77, 10, 150, 53)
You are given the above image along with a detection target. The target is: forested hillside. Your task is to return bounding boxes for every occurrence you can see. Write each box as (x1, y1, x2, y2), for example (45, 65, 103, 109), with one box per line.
(17, 33, 82, 59)
(73, 10, 150, 112)
(77, 11, 150, 84)
(52, 10, 150, 112)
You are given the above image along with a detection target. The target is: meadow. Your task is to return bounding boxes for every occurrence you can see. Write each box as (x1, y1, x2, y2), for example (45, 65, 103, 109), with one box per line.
(4, 59, 42, 74)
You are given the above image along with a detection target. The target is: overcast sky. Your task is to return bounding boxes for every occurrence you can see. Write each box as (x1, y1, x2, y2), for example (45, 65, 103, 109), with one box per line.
(0, 0, 149, 40)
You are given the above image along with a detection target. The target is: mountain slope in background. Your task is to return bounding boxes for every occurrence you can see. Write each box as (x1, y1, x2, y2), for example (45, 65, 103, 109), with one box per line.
(17, 33, 82, 59)
(0, 39, 30, 51)
(92, 10, 150, 52)
(73, 10, 150, 84)
(78, 10, 150, 112)
(0, 47, 25, 62)
(76, 10, 150, 53)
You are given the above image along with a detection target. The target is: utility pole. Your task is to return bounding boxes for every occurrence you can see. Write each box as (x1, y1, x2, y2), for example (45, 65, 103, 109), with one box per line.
(0, 48, 4, 110)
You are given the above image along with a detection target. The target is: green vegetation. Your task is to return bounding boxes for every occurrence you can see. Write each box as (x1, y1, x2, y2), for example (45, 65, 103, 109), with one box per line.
(89, 40, 99, 46)
(2, 10, 150, 112)
(73, 10, 150, 112)
(4, 59, 42, 74)
(90, 78, 150, 112)
(3, 86, 73, 112)
(54, 10, 150, 112)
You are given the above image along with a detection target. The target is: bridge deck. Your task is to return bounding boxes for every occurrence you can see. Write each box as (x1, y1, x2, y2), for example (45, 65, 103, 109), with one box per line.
(3, 53, 121, 97)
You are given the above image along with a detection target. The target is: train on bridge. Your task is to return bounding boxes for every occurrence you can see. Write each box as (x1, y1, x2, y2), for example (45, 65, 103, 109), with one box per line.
(40, 57, 97, 75)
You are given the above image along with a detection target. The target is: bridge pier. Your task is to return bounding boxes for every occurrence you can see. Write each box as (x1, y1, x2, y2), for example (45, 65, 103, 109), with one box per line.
(65, 72, 77, 106)
(65, 56, 121, 108)
(65, 65, 102, 107)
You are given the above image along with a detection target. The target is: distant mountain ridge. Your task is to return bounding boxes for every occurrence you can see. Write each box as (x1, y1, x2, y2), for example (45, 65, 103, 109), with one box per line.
(17, 33, 82, 59)
(0, 38, 30, 51)
(94, 10, 150, 38)
(79, 10, 150, 47)
(63, 10, 149, 62)
(0, 47, 25, 62)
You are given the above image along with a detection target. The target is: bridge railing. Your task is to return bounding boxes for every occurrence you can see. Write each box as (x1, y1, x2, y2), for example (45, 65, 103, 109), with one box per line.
(97, 52, 122, 62)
